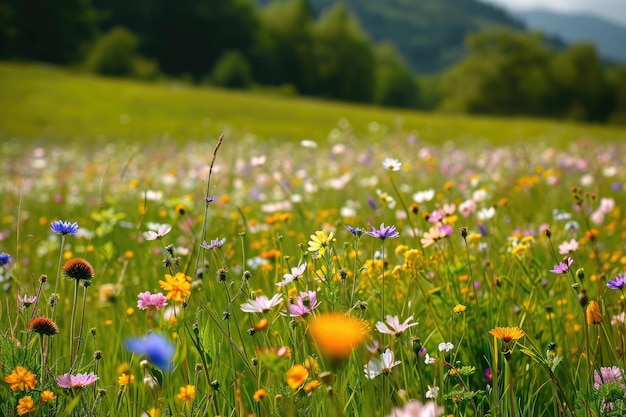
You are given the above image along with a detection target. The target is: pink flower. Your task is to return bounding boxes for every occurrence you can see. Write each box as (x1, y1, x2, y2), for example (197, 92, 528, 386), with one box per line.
(558, 238, 579, 255)
(288, 290, 320, 317)
(240, 294, 283, 313)
(386, 400, 442, 417)
(375, 315, 419, 336)
(57, 372, 99, 388)
(458, 199, 476, 217)
(594, 366, 624, 390)
(137, 291, 168, 310)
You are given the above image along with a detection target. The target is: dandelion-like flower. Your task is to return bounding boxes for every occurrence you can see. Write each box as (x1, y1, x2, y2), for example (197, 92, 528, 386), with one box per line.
(137, 291, 168, 310)
(489, 327, 525, 343)
(364, 349, 401, 379)
(385, 399, 443, 417)
(550, 257, 573, 274)
(382, 157, 402, 171)
(309, 313, 366, 359)
(308, 230, 335, 256)
(62, 258, 95, 282)
(16, 396, 35, 416)
(375, 315, 418, 336)
(56, 372, 99, 389)
(366, 223, 400, 240)
(159, 272, 191, 302)
(28, 317, 59, 336)
(240, 294, 283, 313)
(4, 366, 37, 391)
(286, 364, 309, 389)
(177, 384, 196, 401)
(124, 333, 175, 371)
(607, 273, 626, 290)
(144, 224, 172, 241)
(50, 220, 79, 235)
(277, 263, 307, 287)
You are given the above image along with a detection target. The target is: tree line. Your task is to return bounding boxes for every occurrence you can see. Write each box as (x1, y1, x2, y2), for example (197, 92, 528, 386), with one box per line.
(1, 0, 625, 123)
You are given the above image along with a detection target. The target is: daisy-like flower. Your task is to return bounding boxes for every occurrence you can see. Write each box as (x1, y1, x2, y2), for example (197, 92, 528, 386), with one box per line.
(17, 396, 35, 416)
(56, 372, 99, 389)
(366, 223, 400, 240)
(607, 273, 626, 290)
(137, 291, 168, 310)
(558, 238, 579, 255)
(159, 272, 191, 302)
(288, 291, 320, 317)
(277, 263, 307, 287)
(364, 349, 402, 379)
(385, 400, 443, 417)
(413, 189, 435, 204)
(240, 294, 283, 313)
(200, 237, 226, 250)
(452, 304, 466, 313)
(28, 317, 59, 336)
(438, 342, 454, 352)
(424, 354, 436, 365)
(309, 313, 367, 359)
(382, 157, 402, 171)
(594, 366, 625, 390)
(489, 327, 525, 342)
(308, 230, 335, 256)
(50, 220, 79, 235)
(144, 224, 172, 241)
(425, 385, 439, 399)
(124, 333, 175, 371)
(4, 366, 37, 391)
(421, 225, 449, 248)
(177, 384, 196, 401)
(62, 258, 95, 282)
(550, 257, 573, 274)
(377, 189, 396, 209)
(375, 315, 418, 336)
(286, 364, 309, 389)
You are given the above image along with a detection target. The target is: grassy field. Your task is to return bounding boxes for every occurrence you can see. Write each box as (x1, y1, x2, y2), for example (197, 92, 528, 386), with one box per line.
(3, 62, 626, 417)
(1, 61, 625, 147)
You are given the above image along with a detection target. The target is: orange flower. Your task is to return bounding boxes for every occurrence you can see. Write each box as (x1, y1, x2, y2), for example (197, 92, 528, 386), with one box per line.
(309, 313, 366, 359)
(41, 390, 56, 402)
(304, 380, 322, 393)
(4, 366, 37, 391)
(587, 300, 603, 325)
(159, 273, 191, 302)
(489, 327, 525, 343)
(286, 364, 308, 389)
(253, 388, 267, 401)
(62, 258, 95, 281)
(177, 384, 196, 401)
(17, 396, 35, 415)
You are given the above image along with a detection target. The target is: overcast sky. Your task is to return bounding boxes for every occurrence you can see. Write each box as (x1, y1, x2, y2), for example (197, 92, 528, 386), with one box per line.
(481, 0, 626, 26)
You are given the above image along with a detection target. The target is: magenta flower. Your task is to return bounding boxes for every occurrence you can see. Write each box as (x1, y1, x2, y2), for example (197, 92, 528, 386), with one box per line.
(594, 366, 625, 390)
(288, 291, 320, 317)
(57, 372, 99, 388)
(240, 294, 283, 313)
(550, 257, 573, 274)
(137, 291, 168, 310)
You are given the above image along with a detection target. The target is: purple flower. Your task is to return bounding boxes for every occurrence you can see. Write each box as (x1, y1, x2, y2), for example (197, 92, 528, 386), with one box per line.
(345, 225, 364, 237)
(607, 273, 626, 290)
(124, 333, 175, 371)
(137, 291, 168, 310)
(485, 368, 492, 383)
(57, 372, 99, 388)
(200, 237, 226, 250)
(50, 220, 79, 235)
(0, 252, 12, 266)
(550, 257, 573, 274)
(366, 223, 400, 240)
(205, 195, 216, 204)
(594, 366, 624, 390)
(288, 290, 320, 317)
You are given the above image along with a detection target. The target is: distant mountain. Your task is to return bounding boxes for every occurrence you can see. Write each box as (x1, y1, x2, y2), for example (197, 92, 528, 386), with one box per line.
(512, 9, 626, 63)
(257, 0, 525, 73)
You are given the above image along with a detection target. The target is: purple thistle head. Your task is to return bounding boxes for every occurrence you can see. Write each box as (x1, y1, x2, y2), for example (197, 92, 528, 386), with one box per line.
(365, 223, 400, 240)
(550, 257, 574, 274)
(50, 220, 79, 235)
(607, 273, 626, 290)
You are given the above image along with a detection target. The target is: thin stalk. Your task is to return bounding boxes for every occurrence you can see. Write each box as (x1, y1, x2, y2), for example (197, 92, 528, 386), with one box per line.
(68, 279, 79, 372)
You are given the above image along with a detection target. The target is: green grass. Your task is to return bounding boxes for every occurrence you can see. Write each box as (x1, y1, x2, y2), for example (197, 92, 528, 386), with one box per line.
(1, 61, 625, 146)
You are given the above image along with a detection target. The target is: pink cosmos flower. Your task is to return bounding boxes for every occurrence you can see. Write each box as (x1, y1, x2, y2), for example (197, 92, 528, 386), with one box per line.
(137, 291, 168, 310)
(288, 290, 320, 317)
(375, 315, 419, 336)
(57, 372, 99, 388)
(385, 400, 442, 417)
(558, 238, 579, 255)
(277, 263, 307, 287)
(240, 294, 283, 313)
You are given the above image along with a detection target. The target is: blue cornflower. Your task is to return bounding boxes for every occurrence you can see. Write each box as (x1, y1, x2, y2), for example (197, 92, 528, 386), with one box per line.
(345, 225, 364, 237)
(200, 237, 226, 250)
(365, 223, 400, 240)
(50, 220, 79, 235)
(0, 252, 11, 266)
(124, 333, 175, 371)
(607, 273, 626, 290)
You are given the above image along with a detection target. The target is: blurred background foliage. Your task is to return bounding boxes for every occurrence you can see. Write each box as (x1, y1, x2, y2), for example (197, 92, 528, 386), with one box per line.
(1, 0, 625, 123)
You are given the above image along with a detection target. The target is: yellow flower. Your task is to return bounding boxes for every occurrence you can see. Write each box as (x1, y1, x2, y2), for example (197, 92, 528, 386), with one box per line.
(118, 373, 135, 385)
(309, 313, 366, 359)
(177, 384, 196, 401)
(511, 245, 528, 256)
(253, 388, 267, 401)
(452, 304, 466, 314)
(304, 356, 320, 374)
(4, 366, 37, 391)
(159, 272, 192, 302)
(587, 300, 603, 325)
(304, 380, 322, 393)
(41, 390, 56, 402)
(145, 408, 161, 417)
(489, 327, 525, 343)
(465, 233, 482, 243)
(308, 230, 335, 256)
(17, 396, 35, 415)
(286, 364, 308, 389)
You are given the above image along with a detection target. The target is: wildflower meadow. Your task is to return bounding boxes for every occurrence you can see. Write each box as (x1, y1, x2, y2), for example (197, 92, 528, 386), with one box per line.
(2, 127, 626, 417)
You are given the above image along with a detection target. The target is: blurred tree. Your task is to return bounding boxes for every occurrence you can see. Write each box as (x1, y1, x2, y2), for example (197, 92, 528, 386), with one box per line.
(85, 27, 139, 77)
(374, 42, 420, 108)
(312, 3, 376, 102)
(0, 0, 97, 63)
(210, 50, 254, 88)
(607, 66, 626, 124)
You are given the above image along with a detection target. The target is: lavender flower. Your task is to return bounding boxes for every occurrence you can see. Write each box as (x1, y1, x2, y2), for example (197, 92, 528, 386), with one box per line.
(57, 372, 99, 388)
(594, 366, 625, 390)
(200, 237, 226, 250)
(550, 257, 574, 274)
(137, 292, 168, 310)
(607, 273, 626, 290)
(124, 333, 175, 371)
(50, 220, 79, 235)
(366, 223, 400, 240)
